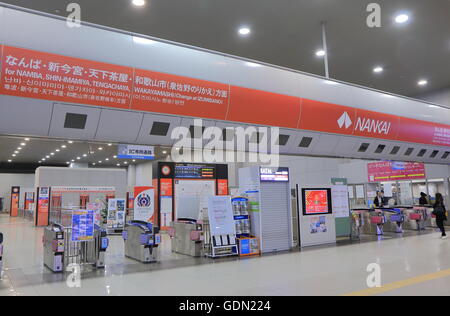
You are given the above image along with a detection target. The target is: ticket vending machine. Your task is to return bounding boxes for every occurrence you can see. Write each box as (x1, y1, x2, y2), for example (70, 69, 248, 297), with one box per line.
(297, 186, 337, 247)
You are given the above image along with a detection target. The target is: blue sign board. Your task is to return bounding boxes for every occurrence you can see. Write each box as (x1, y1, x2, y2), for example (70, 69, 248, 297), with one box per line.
(71, 210, 95, 242)
(118, 144, 155, 160)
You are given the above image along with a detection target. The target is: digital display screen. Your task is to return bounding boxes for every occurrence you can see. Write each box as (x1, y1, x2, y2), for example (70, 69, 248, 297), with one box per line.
(174, 164, 215, 179)
(260, 167, 289, 182)
(302, 188, 332, 216)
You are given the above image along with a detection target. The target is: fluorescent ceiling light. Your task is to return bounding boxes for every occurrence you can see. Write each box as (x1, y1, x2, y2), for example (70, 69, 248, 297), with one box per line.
(238, 27, 251, 36)
(395, 14, 409, 24)
(315, 50, 326, 57)
(132, 0, 146, 7)
(373, 66, 384, 73)
(418, 79, 428, 86)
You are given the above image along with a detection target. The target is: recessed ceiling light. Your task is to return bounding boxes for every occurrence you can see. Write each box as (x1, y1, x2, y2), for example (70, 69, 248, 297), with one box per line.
(395, 14, 409, 24)
(132, 0, 146, 6)
(132, 159, 136, 162)
(98, 161, 102, 163)
(93, 163, 96, 166)
(56, 149, 60, 152)
(14, 151, 19, 154)
(238, 27, 251, 36)
(98, 147, 103, 151)
(113, 156, 117, 159)
(373, 66, 384, 73)
(124, 162, 128, 164)
(71, 159, 75, 162)
(24, 138, 30, 141)
(8, 160, 12, 163)
(20, 143, 26, 146)
(83, 154, 87, 157)
(17, 147, 22, 150)
(12, 154, 16, 157)
(77, 157, 81, 160)
(117, 164, 121, 167)
(61, 145, 67, 148)
(68, 141, 73, 144)
(108, 143, 112, 146)
(46, 155, 50, 158)
(315, 50, 326, 57)
(66, 162, 70, 164)
(51, 153, 55, 156)
(418, 79, 428, 86)
(105, 158, 109, 161)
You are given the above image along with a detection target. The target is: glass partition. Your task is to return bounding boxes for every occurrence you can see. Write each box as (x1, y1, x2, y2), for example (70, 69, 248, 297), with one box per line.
(427, 179, 446, 205)
(412, 180, 428, 204)
(398, 181, 413, 205)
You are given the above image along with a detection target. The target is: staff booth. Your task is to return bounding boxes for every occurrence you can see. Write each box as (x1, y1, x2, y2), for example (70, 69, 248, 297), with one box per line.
(153, 162, 229, 230)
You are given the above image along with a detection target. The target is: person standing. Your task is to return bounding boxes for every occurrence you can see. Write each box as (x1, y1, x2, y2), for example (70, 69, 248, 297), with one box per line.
(373, 191, 385, 207)
(419, 192, 428, 205)
(432, 193, 447, 239)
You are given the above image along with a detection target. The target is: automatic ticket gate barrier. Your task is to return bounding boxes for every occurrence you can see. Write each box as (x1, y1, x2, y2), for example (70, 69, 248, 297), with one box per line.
(354, 209, 386, 236)
(383, 208, 405, 234)
(350, 211, 364, 239)
(406, 206, 428, 231)
(122, 221, 161, 263)
(43, 224, 109, 273)
(0, 232, 4, 278)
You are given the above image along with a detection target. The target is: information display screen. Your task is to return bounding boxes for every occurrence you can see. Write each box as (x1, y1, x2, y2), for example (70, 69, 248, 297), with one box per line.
(260, 167, 289, 182)
(302, 188, 332, 216)
(174, 164, 215, 179)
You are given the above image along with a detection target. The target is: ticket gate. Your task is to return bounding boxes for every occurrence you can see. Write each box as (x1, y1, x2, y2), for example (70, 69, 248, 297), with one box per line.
(86, 225, 109, 268)
(0, 232, 3, 278)
(409, 206, 428, 231)
(122, 221, 161, 263)
(43, 224, 109, 272)
(43, 224, 65, 272)
(383, 208, 405, 234)
(169, 221, 204, 257)
(350, 211, 364, 239)
(354, 208, 386, 236)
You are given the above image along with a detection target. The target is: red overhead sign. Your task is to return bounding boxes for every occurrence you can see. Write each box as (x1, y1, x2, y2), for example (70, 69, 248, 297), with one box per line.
(367, 161, 426, 182)
(1, 44, 450, 148)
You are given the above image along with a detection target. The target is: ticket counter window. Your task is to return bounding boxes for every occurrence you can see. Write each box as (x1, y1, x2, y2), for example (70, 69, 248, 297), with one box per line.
(428, 179, 446, 205)
(412, 180, 428, 204)
(398, 181, 413, 205)
(380, 182, 398, 206)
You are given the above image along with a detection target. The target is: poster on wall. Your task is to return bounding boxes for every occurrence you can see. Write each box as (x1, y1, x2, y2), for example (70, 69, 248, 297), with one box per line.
(36, 187, 50, 226)
(367, 161, 426, 182)
(331, 185, 350, 218)
(107, 199, 126, 229)
(134, 186, 155, 223)
(302, 189, 332, 215)
(309, 216, 328, 234)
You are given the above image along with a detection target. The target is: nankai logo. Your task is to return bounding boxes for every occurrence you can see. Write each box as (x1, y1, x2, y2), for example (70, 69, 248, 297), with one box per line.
(337, 112, 391, 135)
(337, 112, 352, 129)
(137, 193, 151, 208)
(355, 117, 391, 135)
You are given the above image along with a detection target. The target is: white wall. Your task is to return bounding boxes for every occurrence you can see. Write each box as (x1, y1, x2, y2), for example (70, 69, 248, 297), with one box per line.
(135, 162, 153, 187)
(0, 173, 35, 212)
(416, 88, 450, 107)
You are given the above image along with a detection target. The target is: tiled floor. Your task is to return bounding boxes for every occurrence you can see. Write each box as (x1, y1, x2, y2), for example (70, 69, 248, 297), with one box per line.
(1, 213, 450, 296)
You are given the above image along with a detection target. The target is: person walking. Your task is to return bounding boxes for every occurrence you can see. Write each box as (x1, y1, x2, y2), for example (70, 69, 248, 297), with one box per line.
(432, 193, 447, 239)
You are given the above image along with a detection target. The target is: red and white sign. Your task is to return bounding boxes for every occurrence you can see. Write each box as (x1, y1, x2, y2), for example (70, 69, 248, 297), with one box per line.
(367, 161, 426, 182)
(1, 44, 450, 148)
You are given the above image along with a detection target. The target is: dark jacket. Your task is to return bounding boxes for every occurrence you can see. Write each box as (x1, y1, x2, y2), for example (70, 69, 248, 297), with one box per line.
(373, 196, 385, 207)
(433, 203, 447, 221)
(419, 196, 428, 205)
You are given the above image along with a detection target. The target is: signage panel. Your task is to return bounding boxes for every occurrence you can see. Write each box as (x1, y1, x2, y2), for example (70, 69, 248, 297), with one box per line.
(118, 144, 154, 160)
(71, 210, 95, 242)
(134, 186, 155, 223)
(302, 188, 333, 216)
(367, 161, 426, 182)
(260, 167, 289, 182)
